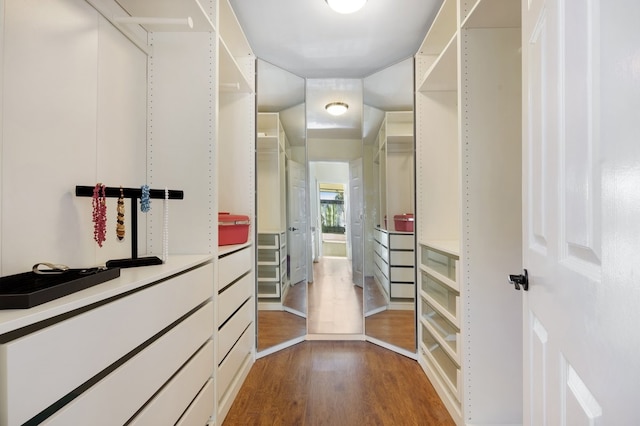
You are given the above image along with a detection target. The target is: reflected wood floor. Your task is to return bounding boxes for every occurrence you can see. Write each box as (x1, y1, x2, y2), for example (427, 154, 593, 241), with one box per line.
(258, 311, 307, 351)
(308, 257, 363, 334)
(223, 341, 455, 425)
(365, 310, 416, 352)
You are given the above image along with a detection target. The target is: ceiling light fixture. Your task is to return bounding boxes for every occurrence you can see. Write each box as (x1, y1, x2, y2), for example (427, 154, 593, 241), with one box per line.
(325, 0, 367, 14)
(325, 102, 349, 116)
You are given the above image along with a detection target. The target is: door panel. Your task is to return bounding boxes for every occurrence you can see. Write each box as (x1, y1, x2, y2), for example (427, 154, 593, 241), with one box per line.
(349, 158, 363, 286)
(287, 159, 306, 284)
(523, 0, 608, 424)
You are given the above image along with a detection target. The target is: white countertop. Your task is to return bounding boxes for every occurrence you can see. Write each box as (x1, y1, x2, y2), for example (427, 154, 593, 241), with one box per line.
(0, 254, 214, 336)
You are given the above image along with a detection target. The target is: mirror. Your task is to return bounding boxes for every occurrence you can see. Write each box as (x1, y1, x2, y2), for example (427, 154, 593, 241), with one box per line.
(256, 59, 307, 353)
(306, 78, 365, 335)
(363, 58, 416, 354)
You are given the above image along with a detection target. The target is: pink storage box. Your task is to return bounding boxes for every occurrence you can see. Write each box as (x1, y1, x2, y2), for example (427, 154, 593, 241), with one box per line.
(218, 212, 250, 246)
(394, 214, 414, 232)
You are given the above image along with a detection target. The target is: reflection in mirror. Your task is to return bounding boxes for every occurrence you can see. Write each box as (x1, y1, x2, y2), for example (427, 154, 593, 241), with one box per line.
(306, 78, 364, 336)
(256, 59, 307, 353)
(362, 58, 416, 354)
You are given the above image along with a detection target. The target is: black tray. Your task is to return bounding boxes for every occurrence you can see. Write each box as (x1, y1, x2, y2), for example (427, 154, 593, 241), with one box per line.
(0, 267, 121, 309)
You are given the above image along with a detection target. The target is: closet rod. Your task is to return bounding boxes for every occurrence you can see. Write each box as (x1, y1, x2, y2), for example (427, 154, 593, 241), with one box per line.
(113, 16, 194, 29)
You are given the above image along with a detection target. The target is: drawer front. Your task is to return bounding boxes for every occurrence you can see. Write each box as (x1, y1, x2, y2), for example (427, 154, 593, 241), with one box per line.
(390, 266, 414, 283)
(421, 246, 458, 282)
(375, 229, 388, 247)
(421, 270, 459, 320)
(374, 268, 390, 296)
(1, 264, 213, 426)
(218, 323, 253, 402)
(389, 250, 414, 266)
(374, 252, 389, 277)
(389, 233, 414, 250)
(390, 282, 414, 298)
(218, 299, 253, 361)
(218, 273, 252, 325)
(421, 323, 461, 401)
(44, 302, 214, 426)
(421, 300, 459, 362)
(257, 248, 279, 264)
(219, 247, 252, 290)
(176, 378, 214, 426)
(129, 340, 214, 426)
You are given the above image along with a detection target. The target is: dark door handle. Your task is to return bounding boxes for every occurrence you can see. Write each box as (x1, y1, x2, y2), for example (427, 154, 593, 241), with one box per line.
(289, 227, 298, 231)
(508, 269, 529, 291)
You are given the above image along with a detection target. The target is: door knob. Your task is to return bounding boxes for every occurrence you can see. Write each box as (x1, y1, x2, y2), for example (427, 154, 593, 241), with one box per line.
(508, 269, 529, 291)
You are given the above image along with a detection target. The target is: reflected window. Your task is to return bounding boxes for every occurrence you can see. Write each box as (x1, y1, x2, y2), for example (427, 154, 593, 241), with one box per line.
(319, 184, 345, 234)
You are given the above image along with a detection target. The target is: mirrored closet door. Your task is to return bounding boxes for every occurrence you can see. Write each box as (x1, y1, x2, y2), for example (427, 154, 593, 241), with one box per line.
(256, 60, 307, 353)
(363, 58, 417, 354)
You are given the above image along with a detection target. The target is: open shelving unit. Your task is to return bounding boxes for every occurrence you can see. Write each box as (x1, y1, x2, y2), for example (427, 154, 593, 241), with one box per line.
(414, 0, 523, 424)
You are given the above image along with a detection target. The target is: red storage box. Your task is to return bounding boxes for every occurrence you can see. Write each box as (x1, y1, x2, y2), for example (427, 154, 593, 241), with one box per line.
(218, 212, 250, 246)
(394, 213, 414, 232)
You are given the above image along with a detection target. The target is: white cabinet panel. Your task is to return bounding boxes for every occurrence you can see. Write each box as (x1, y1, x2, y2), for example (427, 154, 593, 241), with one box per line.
(128, 340, 214, 426)
(45, 302, 213, 426)
(218, 273, 252, 324)
(176, 378, 214, 426)
(0, 264, 213, 426)
(218, 247, 251, 290)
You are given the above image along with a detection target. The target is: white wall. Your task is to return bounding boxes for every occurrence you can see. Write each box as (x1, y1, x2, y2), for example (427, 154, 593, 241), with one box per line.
(1, 0, 147, 274)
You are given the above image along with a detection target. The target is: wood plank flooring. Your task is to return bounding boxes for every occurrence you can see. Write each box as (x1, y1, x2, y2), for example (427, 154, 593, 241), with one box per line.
(223, 341, 455, 425)
(308, 257, 363, 334)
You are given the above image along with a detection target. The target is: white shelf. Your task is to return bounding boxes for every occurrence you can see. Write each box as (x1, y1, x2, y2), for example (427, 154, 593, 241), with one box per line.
(461, 0, 521, 29)
(418, 33, 458, 92)
(417, 0, 457, 55)
(114, 0, 215, 32)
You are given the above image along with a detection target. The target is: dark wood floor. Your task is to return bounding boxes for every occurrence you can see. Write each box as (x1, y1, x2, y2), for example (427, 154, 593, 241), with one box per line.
(223, 341, 455, 425)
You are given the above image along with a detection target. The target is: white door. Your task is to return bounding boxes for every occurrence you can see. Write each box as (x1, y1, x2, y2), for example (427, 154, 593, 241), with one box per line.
(287, 159, 307, 285)
(523, 0, 640, 424)
(349, 158, 363, 287)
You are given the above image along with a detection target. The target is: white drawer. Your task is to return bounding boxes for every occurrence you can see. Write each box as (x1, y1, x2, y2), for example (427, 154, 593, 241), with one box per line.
(421, 323, 461, 402)
(390, 250, 414, 266)
(0, 264, 213, 426)
(218, 246, 252, 291)
(218, 299, 253, 361)
(390, 266, 414, 282)
(129, 340, 214, 426)
(390, 233, 414, 250)
(421, 270, 459, 322)
(391, 282, 414, 299)
(44, 302, 214, 426)
(218, 323, 253, 402)
(218, 273, 252, 325)
(176, 378, 214, 426)
(374, 253, 389, 278)
(374, 268, 390, 296)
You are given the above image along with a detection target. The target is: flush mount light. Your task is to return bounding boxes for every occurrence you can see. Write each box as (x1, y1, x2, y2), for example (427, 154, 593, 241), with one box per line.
(325, 0, 367, 14)
(325, 102, 349, 116)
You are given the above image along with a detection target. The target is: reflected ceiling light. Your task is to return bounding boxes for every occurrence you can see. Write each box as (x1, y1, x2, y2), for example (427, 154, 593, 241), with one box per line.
(325, 102, 349, 116)
(325, 0, 367, 14)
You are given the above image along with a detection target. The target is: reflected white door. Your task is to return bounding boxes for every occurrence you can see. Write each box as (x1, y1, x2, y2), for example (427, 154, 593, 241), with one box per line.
(349, 158, 363, 287)
(523, 0, 640, 423)
(288, 159, 306, 284)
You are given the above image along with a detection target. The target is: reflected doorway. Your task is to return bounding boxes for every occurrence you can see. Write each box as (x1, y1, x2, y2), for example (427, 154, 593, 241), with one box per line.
(307, 161, 364, 335)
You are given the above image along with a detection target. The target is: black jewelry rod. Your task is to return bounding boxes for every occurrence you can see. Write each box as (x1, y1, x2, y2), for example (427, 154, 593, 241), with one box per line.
(75, 185, 184, 268)
(75, 186, 183, 200)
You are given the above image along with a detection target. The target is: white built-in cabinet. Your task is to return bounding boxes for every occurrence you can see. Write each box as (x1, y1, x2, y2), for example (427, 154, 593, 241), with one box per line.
(0, 0, 256, 424)
(415, 0, 522, 424)
(256, 113, 289, 303)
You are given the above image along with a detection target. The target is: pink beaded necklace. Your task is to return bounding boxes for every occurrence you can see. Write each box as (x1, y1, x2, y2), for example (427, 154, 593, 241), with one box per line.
(92, 183, 107, 247)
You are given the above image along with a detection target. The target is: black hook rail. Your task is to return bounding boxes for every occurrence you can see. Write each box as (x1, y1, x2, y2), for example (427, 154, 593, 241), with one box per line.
(75, 185, 184, 268)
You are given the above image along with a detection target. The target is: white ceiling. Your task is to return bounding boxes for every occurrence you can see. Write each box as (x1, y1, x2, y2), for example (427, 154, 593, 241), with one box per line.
(232, 0, 443, 145)
(231, 0, 441, 78)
